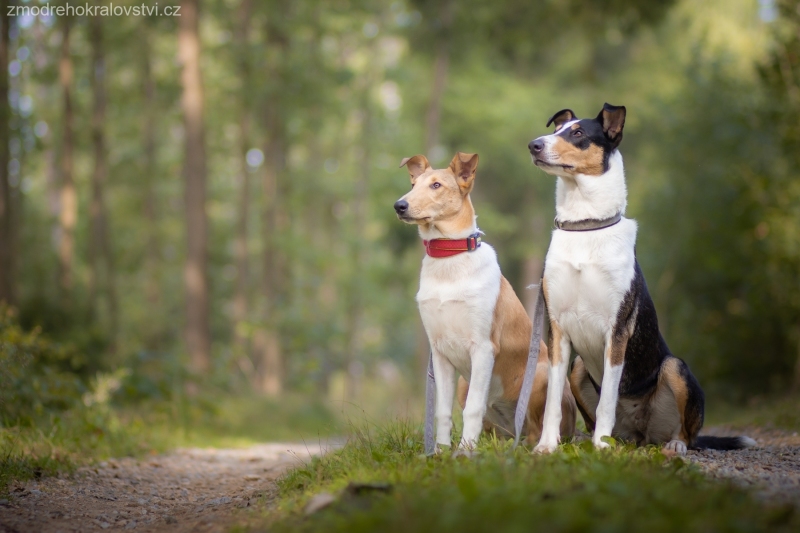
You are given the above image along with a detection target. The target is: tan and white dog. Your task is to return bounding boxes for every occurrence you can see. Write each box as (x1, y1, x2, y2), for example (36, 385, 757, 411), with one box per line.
(394, 152, 576, 450)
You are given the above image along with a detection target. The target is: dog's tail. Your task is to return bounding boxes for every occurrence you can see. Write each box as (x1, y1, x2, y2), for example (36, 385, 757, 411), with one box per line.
(692, 435, 757, 451)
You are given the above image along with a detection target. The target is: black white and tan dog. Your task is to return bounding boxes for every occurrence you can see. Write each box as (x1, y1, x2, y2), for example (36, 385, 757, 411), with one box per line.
(527, 103, 755, 455)
(394, 152, 576, 450)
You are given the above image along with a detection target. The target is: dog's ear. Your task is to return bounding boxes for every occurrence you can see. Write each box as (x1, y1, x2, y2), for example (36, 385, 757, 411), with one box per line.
(449, 152, 479, 192)
(546, 109, 576, 131)
(399, 155, 431, 183)
(596, 103, 626, 149)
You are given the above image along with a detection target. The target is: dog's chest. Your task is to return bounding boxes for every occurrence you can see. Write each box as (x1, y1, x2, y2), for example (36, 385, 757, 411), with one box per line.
(417, 246, 501, 378)
(544, 221, 637, 377)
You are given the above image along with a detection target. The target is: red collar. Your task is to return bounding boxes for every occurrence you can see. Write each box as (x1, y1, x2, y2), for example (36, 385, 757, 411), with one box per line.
(423, 233, 482, 258)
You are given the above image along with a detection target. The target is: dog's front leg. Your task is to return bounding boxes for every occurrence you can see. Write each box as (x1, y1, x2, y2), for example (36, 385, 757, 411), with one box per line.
(592, 330, 628, 449)
(432, 350, 456, 449)
(534, 324, 571, 454)
(459, 343, 495, 449)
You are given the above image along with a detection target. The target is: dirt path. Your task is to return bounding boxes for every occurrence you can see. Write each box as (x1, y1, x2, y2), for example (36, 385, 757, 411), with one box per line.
(1, 428, 799, 532)
(0, 441, 335, 533)
(686, 426, 800, 507)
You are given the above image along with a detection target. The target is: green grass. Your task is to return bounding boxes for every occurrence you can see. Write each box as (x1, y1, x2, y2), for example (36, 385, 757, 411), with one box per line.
(0, 393, 339, 496)
(261, 420, 798, 533)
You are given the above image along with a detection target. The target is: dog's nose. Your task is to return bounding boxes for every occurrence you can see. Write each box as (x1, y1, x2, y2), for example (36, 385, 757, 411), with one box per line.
(529, 139, 544, 153)
(394, 199, 408, 215)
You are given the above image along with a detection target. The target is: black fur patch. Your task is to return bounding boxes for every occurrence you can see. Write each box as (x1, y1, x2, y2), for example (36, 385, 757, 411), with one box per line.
(552, 117, 617, 173)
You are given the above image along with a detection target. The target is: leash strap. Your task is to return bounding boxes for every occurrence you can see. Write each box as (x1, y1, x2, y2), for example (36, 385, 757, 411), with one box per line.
(513, 281, 546, 448)
(423, 350, 436, 455)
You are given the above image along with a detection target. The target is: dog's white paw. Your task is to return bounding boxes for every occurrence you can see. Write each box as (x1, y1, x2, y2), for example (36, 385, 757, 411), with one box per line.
(434, 444, 450, 456)
(663, 439, 687, 456)
(533, 442, 558, 454)
(452, 448, 478, 459)
(592, 438, 611, 450)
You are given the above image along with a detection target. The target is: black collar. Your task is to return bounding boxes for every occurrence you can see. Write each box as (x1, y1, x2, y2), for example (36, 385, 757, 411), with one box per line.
(554, 212, 622, 232)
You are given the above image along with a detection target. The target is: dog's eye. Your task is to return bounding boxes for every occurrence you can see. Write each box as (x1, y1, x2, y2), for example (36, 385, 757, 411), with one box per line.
(431, 182, 441, 189)
(572, 130, 583, 137)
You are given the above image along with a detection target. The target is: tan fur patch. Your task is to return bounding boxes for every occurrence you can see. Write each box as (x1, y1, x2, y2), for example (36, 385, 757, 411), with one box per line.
(491, 276, 533, 400)
(550, 137, 606, 176)
(569, 356, 598, 430)
(607, 335, 628, 367)
(661, 358, 689, 442)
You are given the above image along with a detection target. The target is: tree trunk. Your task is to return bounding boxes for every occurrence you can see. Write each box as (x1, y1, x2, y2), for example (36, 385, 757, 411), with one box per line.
(0, 3, 12, 306)
(793, 329, 800, 393)
(232, 0, 253, 355)
(345, 35, 381, 401)
(414, 0, 455, 385)
(424, 0, 454, 157)
(89, 14, 118, 344)
(142, 21, 161, 312)
(58, 16, 76, 299)
(251, 12, 289, 397)
(254, 101, 284, 397)
(179, 0, 211, 374)
(522, 190, 546, 318)
(345, 111, 370, 401)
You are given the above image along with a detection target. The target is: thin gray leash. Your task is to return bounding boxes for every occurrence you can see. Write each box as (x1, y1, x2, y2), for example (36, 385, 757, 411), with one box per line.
(423, 352, 436, 455)
(422, 281, 546, 454)
(513, 281, 546, 448)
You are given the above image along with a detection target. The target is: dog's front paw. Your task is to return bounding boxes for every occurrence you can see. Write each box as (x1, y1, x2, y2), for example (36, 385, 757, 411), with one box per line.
(452, 448, 478, 459)
(434, 444, 450, 456)
(533, 441, 558, 454)
(663, 439, 687, 457)
(592, 437, 611, 450)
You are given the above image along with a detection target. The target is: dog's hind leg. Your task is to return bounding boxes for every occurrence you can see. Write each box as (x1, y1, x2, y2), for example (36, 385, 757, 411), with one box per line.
(569, 356, 599, 433)
(648, 356, 704, 455)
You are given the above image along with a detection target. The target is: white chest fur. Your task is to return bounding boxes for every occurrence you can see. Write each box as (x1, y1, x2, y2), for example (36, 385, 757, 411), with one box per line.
(417, 244, 501, 382)
(544, 219, 637, 382)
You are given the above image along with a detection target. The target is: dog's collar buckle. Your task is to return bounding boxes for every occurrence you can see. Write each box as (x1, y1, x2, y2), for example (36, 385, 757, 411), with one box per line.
(554, 211, 623, 232)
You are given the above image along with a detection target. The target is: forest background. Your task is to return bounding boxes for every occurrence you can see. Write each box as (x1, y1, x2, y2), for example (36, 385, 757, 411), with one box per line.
(2, 0, 800, 454)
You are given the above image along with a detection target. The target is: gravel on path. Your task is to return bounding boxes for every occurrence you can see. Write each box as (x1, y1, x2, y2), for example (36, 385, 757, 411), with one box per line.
(0, 441, 335, 533)
(687, 426, 800, 507)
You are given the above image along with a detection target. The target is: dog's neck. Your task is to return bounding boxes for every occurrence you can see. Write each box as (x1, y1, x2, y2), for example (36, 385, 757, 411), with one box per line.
(554, 150, 627, 223)
(417, 195, 479, 240)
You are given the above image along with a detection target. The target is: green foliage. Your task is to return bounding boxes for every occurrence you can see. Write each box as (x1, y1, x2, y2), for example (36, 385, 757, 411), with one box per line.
(0, 306, 86, 424)
(266, 421, 798, 532)
(0, 308, 339, 494)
